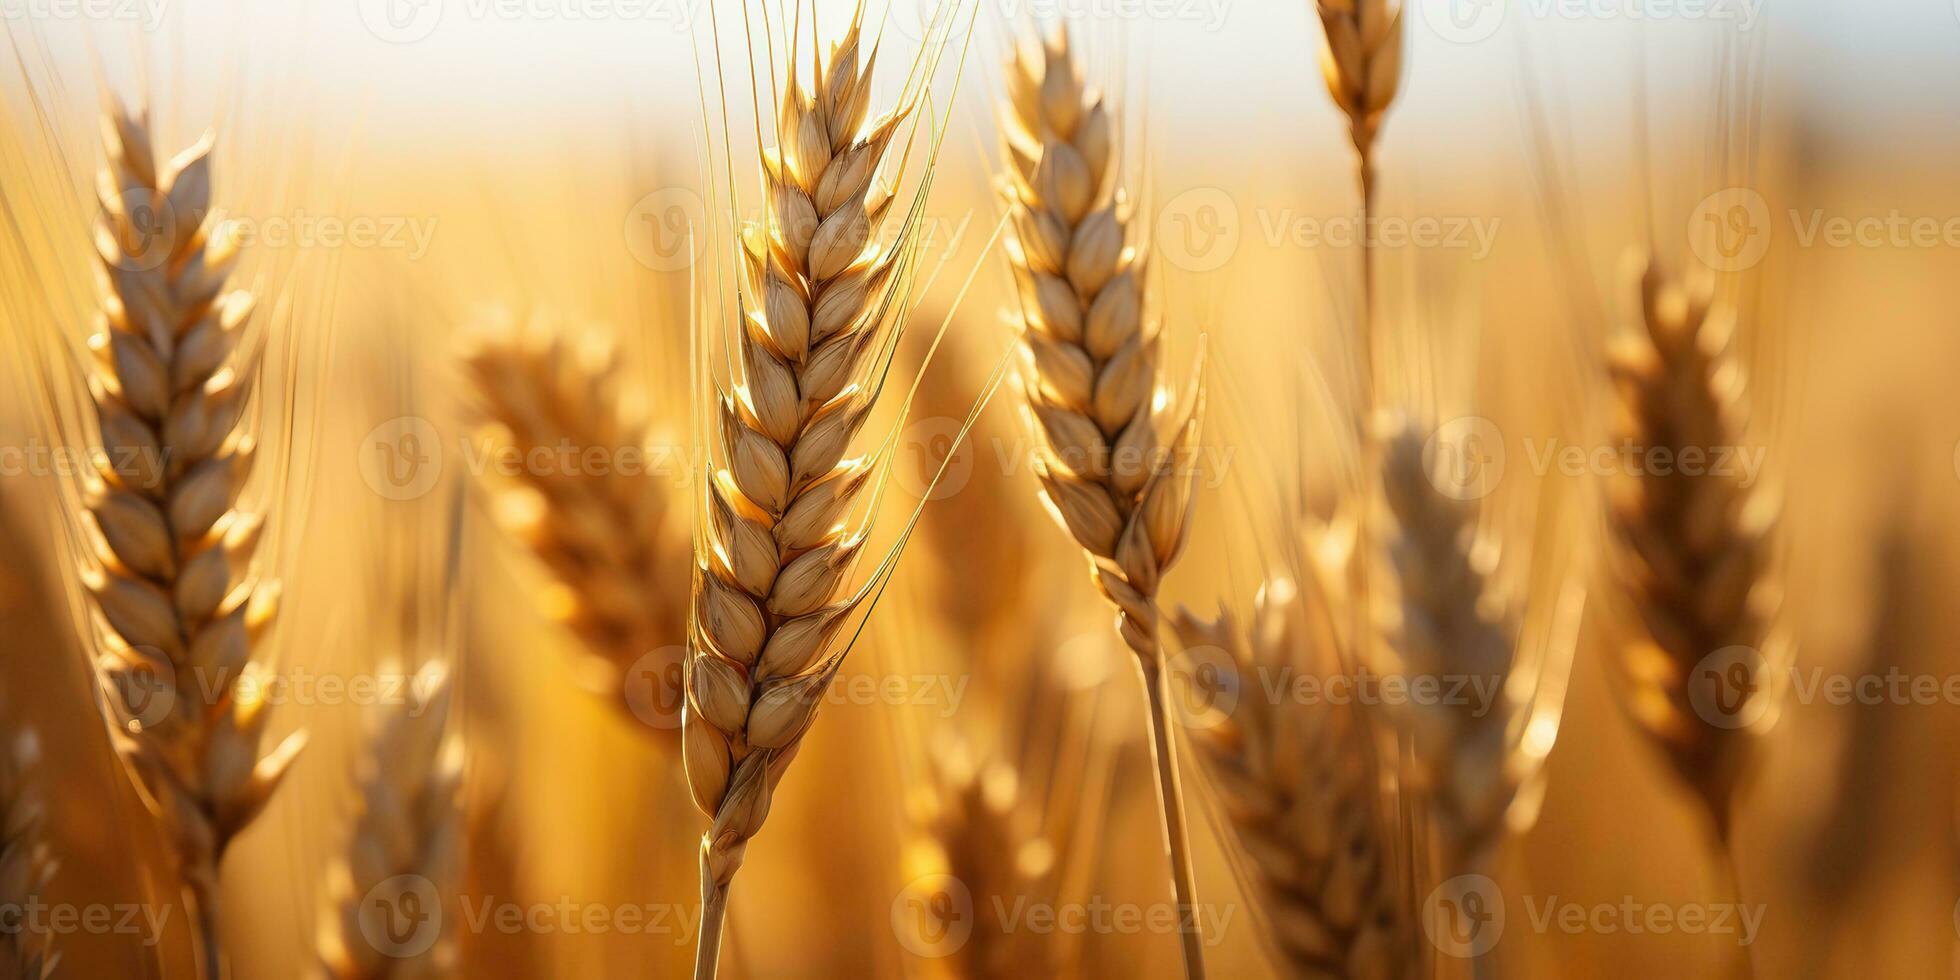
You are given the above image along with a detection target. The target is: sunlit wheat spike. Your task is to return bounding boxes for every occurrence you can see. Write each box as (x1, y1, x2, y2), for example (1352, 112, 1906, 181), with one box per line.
(1313, 0, 1404, 167)
(0, 732, 58, 979)
(684, 9, 957, 977)
(462, 318, 686, 732)
(81, 100, 304, 979)
(318, 662, 462, 980)
(1174, 575, 1410, 980)
(1000, 29, 1209, 979)
(1005, 30, 1200, 661)
(1606, 257, 1781, 838)
(1372, 416, 1526, 870)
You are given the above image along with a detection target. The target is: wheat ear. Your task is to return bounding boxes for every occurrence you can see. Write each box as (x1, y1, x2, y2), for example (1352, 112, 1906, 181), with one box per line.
(912, 736, 1061, 979)
(81, 102, 305, 979)
(1001, 30, 1208, 979)
(462, 320, 686, 731)
(1371, 419, 1525, 873)
(683, 12, 948, 977)
(0, 732, 56, 979)
(318, 662, 461, 979)
(1605, 258, 1780, 842)
(1173, 579, 1409, 980)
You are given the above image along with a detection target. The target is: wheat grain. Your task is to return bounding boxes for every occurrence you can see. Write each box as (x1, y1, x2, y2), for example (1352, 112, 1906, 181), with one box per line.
(318, 662, 461, 979)
(683, 11, 951, 977)
(1001, 30, 1209, 979)
(0, 732, 56, 979)
(462, 319, 687, 731)
(1174, 573, 1409, 980)
(1605, 257, 1781, 841)
(1312, 0, 1403, 180)
(80, 102, 304, 980)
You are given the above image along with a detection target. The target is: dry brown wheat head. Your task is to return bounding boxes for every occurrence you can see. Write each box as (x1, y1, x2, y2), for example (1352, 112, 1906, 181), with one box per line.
(1313, 0, 1404, 166)
(318, 661, 462, 979)
(1175, 572, 1409, 980)
(683, 8, 938, 907)
(462, 318, 687, 730)
(1004, 30, 1200, 663)
(1606, 257, 1782, 833)
(80, 102, 305, 942)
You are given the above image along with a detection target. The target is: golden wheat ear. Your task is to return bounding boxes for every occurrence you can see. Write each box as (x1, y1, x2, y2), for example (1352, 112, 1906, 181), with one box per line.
(683, 5, 979, 977)
(999, 28, 1213, 980)
(460, 315, 688, 735)
(76, 99, 303, 980)
(1605, 255, 1783, 841)
(1171, 575, 1412, 980)
(317, 661, 463, 979)
(1370, 413, 1586, 879)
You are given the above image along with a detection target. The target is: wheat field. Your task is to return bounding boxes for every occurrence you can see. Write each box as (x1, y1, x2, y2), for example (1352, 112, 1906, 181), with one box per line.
(0, 1, 1956, 977)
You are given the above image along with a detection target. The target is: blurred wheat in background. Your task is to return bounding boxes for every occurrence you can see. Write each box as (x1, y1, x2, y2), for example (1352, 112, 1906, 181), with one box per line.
(0, 0, 1957, 977)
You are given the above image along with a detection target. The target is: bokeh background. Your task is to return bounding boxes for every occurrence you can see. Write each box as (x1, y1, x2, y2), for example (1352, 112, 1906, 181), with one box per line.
(3, 0, 1960, 976)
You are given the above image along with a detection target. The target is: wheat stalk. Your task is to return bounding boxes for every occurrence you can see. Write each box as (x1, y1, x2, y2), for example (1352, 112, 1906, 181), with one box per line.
(318, 661, 461, 979)
(1312, 0, 1403, 411)
(1605, 257, 1781, 844)
(0, 732, 56, 979)
(683, 10, 960, 976)
(462, 319, 687, 732)
(1173, 576, 1409, 980)
(1001, 29, 1209, 979)
(80, 102, 305, 980)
